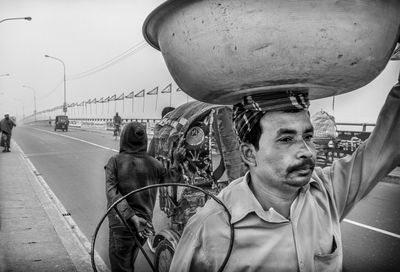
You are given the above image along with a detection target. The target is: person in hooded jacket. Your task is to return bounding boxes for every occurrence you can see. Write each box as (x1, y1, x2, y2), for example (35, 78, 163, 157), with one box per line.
(105, 121, 184, 272)
(0, 114, 16, 152)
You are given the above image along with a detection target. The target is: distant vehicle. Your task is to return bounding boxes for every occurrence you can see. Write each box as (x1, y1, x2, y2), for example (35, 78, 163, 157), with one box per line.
(54, 115, 69, 132)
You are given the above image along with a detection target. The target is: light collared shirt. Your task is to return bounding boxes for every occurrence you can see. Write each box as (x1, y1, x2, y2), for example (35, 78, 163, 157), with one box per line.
(169, 83, 400, 272)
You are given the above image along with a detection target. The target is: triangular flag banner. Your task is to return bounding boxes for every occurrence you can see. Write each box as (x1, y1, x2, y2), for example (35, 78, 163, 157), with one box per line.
(125, 91, 134, 99)
(116, 93, 125, 100)
(109, 94, 117, 101)
(135, 89, 145, 97)
(161, 83, 172, 93)
(176, 87, 183, 92)
(97, 97, 104, 103)
(147, 86, 158, 95)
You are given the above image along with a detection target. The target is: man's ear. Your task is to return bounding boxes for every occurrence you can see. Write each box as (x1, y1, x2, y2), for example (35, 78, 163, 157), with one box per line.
(240, 143, 257, 167)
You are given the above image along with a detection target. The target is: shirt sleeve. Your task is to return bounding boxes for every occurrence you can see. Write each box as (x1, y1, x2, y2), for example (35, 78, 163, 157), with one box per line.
(104, 156, 135, 220)
(170, 203, 230, 272)
(169, 227, 207, 272)
(325, 82, 400, 219)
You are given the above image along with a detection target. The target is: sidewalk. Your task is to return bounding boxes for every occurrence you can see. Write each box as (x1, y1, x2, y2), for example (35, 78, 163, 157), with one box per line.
(0, 141, 109, 272)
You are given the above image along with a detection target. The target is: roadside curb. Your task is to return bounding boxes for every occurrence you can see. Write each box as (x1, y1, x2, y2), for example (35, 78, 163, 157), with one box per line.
(13, 141, 110, 272)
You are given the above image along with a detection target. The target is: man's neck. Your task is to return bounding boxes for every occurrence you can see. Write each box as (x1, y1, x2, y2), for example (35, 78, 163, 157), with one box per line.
(248, 174, 300, 219)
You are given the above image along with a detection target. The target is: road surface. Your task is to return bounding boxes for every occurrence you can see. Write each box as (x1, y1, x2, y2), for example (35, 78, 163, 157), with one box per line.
(10, 124, 400, 271)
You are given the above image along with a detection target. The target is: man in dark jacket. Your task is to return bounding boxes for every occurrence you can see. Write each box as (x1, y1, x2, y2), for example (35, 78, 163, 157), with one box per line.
(105, 121, 183, 272)
(0, 114, 16, 152)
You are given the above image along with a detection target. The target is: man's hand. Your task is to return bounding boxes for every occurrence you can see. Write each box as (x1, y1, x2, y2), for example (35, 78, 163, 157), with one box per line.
(129, 215, 147, 232)
(129, 215, 155, 239)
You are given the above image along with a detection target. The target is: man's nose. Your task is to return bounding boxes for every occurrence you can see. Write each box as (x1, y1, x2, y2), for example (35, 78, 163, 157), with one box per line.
(297, 140, 314, 159)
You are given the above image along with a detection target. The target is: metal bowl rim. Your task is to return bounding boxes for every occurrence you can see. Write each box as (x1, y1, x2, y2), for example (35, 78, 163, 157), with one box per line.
(142, 0, 185, 51)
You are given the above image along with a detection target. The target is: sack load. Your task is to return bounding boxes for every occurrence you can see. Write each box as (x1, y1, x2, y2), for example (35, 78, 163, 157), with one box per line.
(311, 111, 337, 146)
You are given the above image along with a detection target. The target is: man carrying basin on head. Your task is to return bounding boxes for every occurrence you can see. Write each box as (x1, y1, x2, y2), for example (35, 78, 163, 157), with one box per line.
(105, 122, 185, 272)
(169, 72, 400, 271)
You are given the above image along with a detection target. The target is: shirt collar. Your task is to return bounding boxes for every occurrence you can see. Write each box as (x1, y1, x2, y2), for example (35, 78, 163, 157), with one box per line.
(220, 172, 287, 224)
(221, 171, 320, 224)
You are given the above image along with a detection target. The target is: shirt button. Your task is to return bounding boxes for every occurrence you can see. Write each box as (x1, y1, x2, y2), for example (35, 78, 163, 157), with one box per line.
(299, 261, 304, 271)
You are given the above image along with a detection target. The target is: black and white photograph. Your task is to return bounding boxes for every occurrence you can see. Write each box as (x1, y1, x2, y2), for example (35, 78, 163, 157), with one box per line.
(1, 1, 400, 271)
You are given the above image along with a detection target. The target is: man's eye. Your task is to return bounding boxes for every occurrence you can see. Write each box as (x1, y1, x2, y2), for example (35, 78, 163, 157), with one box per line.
(279, 137, 293, 143)
(304, 135, 313, 141)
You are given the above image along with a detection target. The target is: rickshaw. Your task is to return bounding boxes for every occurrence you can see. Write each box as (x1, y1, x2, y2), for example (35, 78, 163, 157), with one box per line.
(148, 101, 246, 271)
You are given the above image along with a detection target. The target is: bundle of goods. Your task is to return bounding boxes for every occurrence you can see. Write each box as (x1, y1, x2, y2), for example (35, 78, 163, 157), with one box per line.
(311, 110, 338, 146)
(311, 110, 338, 166)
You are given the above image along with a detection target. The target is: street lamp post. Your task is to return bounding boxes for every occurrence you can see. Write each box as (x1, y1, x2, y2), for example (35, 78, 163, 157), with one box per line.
(13, 98, 25, 121)
(22, 85, 37, 121)
(0, 17, 32, 23)
(45, 54, 67, 114)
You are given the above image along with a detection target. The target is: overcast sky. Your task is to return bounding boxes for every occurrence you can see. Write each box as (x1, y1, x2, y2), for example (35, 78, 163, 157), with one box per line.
(1, 0, 399, 123)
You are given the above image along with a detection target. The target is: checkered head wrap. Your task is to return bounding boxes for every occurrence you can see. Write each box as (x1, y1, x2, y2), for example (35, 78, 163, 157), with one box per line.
(233, 91, 310, 142)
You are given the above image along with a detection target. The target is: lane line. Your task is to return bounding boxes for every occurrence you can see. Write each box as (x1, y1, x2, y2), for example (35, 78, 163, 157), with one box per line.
(343, 219, 400, 239)
(30, 127, 400, 240)
(33, 127, 118, 152)
(25, 149, 106, 157)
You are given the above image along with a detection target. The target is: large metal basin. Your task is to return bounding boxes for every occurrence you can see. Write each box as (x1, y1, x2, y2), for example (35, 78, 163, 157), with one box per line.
(143, 0, 400, 104)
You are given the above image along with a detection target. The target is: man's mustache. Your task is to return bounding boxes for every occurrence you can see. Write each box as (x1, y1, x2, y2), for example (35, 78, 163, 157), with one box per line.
(287, 158, 316, 173)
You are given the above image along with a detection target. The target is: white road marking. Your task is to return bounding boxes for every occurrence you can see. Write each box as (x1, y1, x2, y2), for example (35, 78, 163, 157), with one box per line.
(31, 127, 400, 240)
(33, 127, 118, 152)
(13, 140, 110, 272)
(343, 219, 400, 239)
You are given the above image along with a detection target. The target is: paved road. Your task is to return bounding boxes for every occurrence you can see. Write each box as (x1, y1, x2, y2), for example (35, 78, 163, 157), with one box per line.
(11, 124, 400, 271)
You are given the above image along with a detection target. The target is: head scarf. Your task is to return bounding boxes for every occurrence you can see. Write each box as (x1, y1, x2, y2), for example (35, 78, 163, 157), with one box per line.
(232, 91, 310, 142)
(119, 122, 148, 154)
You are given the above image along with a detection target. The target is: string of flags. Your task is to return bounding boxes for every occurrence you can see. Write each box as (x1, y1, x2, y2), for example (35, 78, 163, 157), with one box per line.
(34, 83, 189, 115)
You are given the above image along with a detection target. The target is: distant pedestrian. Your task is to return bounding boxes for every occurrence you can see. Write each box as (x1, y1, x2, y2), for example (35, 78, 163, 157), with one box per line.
(0, 114, 16, 152)
(105, 121, 184, 272)
(113, 112, 122, 139)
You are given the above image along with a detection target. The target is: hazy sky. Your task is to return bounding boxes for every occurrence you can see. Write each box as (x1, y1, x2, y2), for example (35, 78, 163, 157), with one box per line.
(1, 0, 399, 122)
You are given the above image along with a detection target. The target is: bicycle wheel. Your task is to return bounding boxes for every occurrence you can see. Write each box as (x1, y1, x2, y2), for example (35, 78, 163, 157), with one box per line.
(154, 239, 175, 272)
